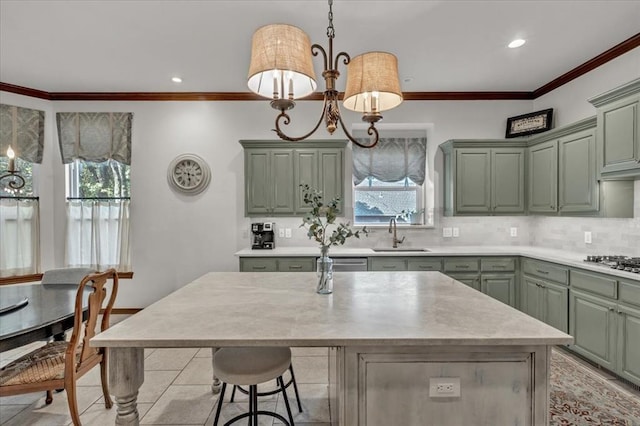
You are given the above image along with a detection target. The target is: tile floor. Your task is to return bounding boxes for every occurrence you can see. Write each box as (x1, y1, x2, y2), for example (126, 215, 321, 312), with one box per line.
(2, 318, 639, 426)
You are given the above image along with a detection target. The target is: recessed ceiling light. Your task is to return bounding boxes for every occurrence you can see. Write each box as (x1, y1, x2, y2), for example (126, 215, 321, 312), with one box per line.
(172, 77, 183, 83)
(508, 39, 526, 49)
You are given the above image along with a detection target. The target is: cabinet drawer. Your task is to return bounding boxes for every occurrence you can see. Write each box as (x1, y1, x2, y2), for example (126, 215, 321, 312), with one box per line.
(407, 258, 442, 272)
(570, 269, 617, 299)
(481, 257, 516, 272)
(370, 258, 407, 271)
(522, 259, 568, 284)
(240, 258, 277, 272)
(443, 258, 479, 272)
(278, 257, 315, 272)
(619, 279, 640, 308)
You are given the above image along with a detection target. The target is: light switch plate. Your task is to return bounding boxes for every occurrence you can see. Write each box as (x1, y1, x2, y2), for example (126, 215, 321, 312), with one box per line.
(452, 227, 459, 237)
(279, 228, 285, 238)
(443, 227, 453, 238)
(285, 228, 292, 238)
(510, 227, 518, 237)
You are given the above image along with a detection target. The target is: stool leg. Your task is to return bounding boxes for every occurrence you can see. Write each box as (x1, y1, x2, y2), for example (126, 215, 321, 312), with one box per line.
(289, 364, 303, 413)
(251, 385, 258, 426)
(213, 382, 226, 426)
(278, 376, 295, 425)
(230, 385, 237, 402)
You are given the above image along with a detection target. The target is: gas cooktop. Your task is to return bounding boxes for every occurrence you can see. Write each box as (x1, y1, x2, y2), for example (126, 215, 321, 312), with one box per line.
(584, 255, 640, 274)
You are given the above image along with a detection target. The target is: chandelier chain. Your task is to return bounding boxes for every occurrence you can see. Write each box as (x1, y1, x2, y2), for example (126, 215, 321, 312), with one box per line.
(327, 0, 335, 39)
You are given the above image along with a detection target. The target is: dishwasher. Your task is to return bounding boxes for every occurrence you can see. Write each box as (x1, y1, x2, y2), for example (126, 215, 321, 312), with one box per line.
(328, 257, 369, 271)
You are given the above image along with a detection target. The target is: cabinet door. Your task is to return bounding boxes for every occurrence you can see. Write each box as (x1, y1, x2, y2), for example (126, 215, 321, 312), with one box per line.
(521, 276, 542, 320)
(491, 148, 525, 213)
(528, 140, 558, 213)
(369, 257, 407, 271)
(278, 257, 315, 272)
(617, 304, 640, 386)
(481, 273, 516, 307)
(558, 129, 598, 213)
(318, 149, 344, 212)
(569, 289, 617, 370)
(270, 150, 295, 214)
(599, 95, 640, 175)
(455, 149, 491, 213)
(245, 150, 272, 215)
(448, 273, 481, 291)
(294, 149, 318, 214)
(542, 281, 569, 334)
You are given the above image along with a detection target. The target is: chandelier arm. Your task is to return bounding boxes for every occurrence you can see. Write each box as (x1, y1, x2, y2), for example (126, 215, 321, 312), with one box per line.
(0, 172, 26, 190)
(334, 52, 351, 72)
(311, 44, 329, 71)
(273, 97, 330, 142)
(335, 108, 380, 149)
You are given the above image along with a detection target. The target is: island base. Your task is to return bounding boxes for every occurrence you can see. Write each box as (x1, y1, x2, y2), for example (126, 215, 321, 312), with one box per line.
(329, 345, 550, 426)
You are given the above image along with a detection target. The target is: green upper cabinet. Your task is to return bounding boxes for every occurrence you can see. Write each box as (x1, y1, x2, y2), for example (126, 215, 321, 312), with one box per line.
(441, 141, 526, 216)
(528, 140, 558, 213)
(588, 78, 640, 179)
(527, 117, 605, 216)
(558, 129, 598, 213)
(241, 140, 346, 216)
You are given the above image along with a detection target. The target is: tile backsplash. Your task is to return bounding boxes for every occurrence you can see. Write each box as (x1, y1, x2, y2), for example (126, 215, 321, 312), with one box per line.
(246, 181, 640, 256)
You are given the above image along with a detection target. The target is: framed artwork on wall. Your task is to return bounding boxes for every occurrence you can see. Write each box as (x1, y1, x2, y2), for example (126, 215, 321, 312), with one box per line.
(505, 108, 553, 138)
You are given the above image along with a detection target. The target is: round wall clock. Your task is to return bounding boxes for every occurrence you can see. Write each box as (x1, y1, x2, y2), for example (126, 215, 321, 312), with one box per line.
(167, 154, 211, 195)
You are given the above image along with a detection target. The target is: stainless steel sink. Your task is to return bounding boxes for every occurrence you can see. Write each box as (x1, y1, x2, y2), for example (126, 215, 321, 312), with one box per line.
(372, 248, 431, 252)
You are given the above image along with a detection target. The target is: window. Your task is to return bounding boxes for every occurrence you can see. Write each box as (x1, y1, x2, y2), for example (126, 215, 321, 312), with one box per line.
(355, 177, 421, 224)
(352, 130, 432, 226)
(1, 103, 44, 278)
(57, 111, 133, 272)
(65, 159, 131, 271)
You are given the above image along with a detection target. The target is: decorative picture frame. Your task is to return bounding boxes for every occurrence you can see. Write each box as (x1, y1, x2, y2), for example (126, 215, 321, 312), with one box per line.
(505, 108, 553, 138)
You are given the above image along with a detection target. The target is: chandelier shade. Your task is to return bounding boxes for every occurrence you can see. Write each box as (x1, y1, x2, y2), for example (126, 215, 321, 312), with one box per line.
(247, 24, 317, 100)
(343, 52, 403, 113)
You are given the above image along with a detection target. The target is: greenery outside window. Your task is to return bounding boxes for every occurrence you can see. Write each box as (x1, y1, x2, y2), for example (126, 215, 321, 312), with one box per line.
(355, 177, 422, 224)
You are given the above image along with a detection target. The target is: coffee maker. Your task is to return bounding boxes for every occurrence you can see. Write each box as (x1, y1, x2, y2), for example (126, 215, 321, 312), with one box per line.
(251, 222, 275, 249)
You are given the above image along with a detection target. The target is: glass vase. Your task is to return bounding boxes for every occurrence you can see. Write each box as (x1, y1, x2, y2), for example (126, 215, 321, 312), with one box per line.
(316, 246, 334, 294)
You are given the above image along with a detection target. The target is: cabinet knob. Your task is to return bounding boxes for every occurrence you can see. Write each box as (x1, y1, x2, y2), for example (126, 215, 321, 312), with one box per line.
(608, 307, 615, 312)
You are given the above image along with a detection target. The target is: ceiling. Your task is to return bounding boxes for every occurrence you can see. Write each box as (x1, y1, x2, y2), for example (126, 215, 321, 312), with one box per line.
(1, 0, 639, 95)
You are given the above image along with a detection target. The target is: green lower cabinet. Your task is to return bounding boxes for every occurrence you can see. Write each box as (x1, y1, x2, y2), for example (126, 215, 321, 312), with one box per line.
(569, 289, 617, 371)
(369, 257, 407, 271)
(447, 273, 480, 291)
(407, 258, 442, 272)
(617, 303, 640, 384)
(481, 273, 516, 308)
(239, 257, 315, 272)
(239, 258, 278, 272)
(542, 281, 569, 334)
(521, 277, 543, 321)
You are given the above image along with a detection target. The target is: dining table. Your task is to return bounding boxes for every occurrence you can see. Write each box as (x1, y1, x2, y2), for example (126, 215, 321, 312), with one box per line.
(91, 271, 572, 426)
(0, 283, 88, 352)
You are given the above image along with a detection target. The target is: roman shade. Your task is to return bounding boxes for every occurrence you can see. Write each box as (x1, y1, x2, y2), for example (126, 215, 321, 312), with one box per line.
(352, 137, 427, 185)
(56, 112, 132, 165)
(0, 104, 45, 164)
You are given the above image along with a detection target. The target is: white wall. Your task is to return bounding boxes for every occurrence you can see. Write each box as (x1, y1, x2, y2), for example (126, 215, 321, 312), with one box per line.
(1, 47, 638, 307)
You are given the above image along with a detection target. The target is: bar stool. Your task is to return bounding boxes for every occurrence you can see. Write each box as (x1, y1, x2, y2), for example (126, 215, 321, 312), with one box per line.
(212, 347, 296, 426)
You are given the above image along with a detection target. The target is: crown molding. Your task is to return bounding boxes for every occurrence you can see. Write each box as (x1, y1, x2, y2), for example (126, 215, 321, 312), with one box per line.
(1, 33, 638, 102)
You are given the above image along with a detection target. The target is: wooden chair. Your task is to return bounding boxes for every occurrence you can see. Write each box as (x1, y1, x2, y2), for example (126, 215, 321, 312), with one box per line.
(0, 269, 119, 426)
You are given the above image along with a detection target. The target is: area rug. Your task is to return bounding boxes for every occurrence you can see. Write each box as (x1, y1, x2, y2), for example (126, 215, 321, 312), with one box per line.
(550, 348, 640, 425)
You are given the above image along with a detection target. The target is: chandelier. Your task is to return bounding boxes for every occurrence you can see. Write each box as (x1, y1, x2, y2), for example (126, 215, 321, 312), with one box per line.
(247, 0, 403, 148)
(0, 146, 26, 191)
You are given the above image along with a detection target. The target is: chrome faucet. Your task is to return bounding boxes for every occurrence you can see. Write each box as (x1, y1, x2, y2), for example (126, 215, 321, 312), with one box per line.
(389, 218, 406, 248)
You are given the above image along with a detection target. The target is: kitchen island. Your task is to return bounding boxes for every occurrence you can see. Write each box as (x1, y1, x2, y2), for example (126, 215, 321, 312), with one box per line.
(91, 271, 572, 425)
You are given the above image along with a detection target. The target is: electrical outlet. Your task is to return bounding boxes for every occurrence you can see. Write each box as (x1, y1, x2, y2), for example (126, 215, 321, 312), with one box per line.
(429, 377, 460, 398)
(510, 227, 518, 237)
(285, 228, 292, 238)
(278, 228, 285, 238)
(584, 231, 592, 244)
(452, 227, 459, 237)
(443, 227, 453, 238)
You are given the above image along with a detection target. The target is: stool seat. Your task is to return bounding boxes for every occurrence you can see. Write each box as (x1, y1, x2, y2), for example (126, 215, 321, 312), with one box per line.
(214, 347, 291, 386)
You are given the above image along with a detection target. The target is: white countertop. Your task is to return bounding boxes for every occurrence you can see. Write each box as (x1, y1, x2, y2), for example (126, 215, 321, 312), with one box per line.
(235, 245, 640, 281)
(92, 271, 572, 348)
